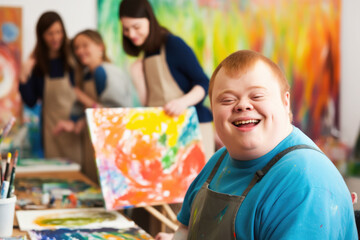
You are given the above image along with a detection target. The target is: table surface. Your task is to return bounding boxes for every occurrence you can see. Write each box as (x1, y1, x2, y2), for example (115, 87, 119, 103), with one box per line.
(12, 170, 165, 239)
(12, 170, 101, 238)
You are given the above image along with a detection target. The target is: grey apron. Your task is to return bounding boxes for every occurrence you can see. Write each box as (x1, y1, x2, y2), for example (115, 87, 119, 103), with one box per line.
(188, 144, 320, 240)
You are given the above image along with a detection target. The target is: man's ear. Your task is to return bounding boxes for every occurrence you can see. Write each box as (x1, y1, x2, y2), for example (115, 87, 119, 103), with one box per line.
(284, 91, 290, 113)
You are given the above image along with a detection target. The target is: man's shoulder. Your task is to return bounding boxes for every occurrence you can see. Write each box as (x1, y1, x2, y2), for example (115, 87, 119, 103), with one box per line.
(269, 146, 343, 191)
(281, 146, 330, 166)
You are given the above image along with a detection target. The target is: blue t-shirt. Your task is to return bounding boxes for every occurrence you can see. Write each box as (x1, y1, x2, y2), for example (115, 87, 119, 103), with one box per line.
(19, 58, 75, 107)
(178, 126, 358, 239)
(145, 34, 213, 123)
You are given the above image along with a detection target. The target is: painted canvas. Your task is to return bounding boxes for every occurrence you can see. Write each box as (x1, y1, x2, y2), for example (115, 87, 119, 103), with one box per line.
(16, 208, 134, 231)
(98, 0, 341, 140)
(86, 107, 205, 209)
(28, 227, 154, 240)
(0, 7, 22, 126)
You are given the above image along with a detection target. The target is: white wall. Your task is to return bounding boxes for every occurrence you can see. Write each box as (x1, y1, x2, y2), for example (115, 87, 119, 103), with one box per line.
(341, 0, 360, 147)
(0, 0, 97, 61)
(1, 0, 359, 148)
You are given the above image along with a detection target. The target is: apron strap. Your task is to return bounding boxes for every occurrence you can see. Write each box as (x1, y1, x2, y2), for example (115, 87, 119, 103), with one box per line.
(240, 144, 323, 199)
(206, 149, 228, 184)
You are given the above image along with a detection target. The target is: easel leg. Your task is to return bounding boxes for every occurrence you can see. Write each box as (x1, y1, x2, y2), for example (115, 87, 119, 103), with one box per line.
(144, 205, 178, 231)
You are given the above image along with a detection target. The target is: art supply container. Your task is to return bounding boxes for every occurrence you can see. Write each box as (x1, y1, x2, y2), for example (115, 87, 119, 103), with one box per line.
(0, 195, 16, 237)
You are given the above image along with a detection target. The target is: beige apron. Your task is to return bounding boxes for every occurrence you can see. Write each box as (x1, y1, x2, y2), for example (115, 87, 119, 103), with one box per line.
(81, 79, 99, 184)
(144, 46, 214, 161)
(43, 74, 82, 164)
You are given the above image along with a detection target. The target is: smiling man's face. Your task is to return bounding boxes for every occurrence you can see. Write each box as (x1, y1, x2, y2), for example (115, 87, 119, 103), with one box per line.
(211, 60, 292, 160)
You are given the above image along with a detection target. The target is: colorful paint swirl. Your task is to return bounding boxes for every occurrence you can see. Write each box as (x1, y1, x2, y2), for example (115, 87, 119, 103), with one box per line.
(86, 107, 206, 209)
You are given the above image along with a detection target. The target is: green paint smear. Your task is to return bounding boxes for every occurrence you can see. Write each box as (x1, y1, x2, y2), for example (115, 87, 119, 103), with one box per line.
(38, 211, 116, 227)
(162, 146, 178, 169)
(159, 133, 167, 146)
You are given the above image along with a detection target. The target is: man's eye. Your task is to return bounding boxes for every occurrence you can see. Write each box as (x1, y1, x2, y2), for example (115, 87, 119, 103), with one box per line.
(253, 95, 264, 100)
(221, 99, 234, 104)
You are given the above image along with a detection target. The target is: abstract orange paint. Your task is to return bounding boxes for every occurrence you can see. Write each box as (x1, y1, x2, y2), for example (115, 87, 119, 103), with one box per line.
(86, 107, 206, 209)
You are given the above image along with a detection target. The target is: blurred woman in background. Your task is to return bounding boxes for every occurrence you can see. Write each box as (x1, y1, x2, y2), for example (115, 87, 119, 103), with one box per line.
(19, 11, 82, 164)
(119, 0, 215, 161)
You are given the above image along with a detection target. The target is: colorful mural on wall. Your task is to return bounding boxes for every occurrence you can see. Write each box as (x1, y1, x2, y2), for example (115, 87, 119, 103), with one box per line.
(0, 7, 22, 127)
(86, 107, 206, 209)
(98, 0, 341, 140)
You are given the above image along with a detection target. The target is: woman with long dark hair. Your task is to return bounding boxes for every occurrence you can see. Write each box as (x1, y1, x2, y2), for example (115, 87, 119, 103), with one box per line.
(19, 11, 82, 164)
(119, 0, 215, 161)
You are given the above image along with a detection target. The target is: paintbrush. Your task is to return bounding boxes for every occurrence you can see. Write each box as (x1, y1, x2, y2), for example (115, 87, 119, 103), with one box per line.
(0, 117, 16, 155)
(7, 150, 18, 198)
(0, 152, 11, 198)
(1, 117, 16, 139)
(0, 128, 3, 146)
(3, 152, 11, 183)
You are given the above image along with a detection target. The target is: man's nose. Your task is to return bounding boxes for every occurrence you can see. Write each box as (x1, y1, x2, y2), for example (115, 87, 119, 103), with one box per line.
(233, 99, 253, 112)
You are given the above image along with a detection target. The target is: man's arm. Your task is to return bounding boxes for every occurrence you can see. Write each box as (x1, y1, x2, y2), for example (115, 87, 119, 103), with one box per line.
(155, 224, 188, 240)
(173, 224, 188, 240)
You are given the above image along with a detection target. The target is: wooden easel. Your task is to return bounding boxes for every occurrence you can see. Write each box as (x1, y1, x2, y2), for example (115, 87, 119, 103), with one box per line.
(144, 203, 178, 231)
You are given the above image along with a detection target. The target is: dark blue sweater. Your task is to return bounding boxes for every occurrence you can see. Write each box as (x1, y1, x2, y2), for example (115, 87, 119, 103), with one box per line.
(19, 58, 75, 107)
(145, 34, 213, 123)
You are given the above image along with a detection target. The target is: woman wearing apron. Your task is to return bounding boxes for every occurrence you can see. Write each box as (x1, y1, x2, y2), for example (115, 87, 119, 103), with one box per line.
(54, 29, 133, 183)
(19, 11, 81, 164)
(119, 0, 215, 162)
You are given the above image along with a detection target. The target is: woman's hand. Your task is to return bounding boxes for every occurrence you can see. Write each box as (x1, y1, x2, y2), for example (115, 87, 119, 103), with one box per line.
(164, 98, 188, 117)
(74, 118, 86, 134)
(53, 120, 75, 135)
(19, 57, 36, 84)
(155, 225, 188, 240)
(53, 119, 86, 135)
(163, 85, 205, 117)
(155, 232, 174, 240)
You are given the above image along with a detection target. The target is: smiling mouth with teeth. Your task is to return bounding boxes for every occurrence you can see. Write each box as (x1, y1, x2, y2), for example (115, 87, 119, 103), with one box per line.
(233, 119, 260, 127)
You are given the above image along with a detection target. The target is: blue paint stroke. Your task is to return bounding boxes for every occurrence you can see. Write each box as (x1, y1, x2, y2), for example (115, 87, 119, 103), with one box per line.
(106, 167, 128, 195)
(1, 22, 19, 43)
(215, 205, 229, 223)
(177, 107, 201, 147)
(29, 227, 152, 240)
